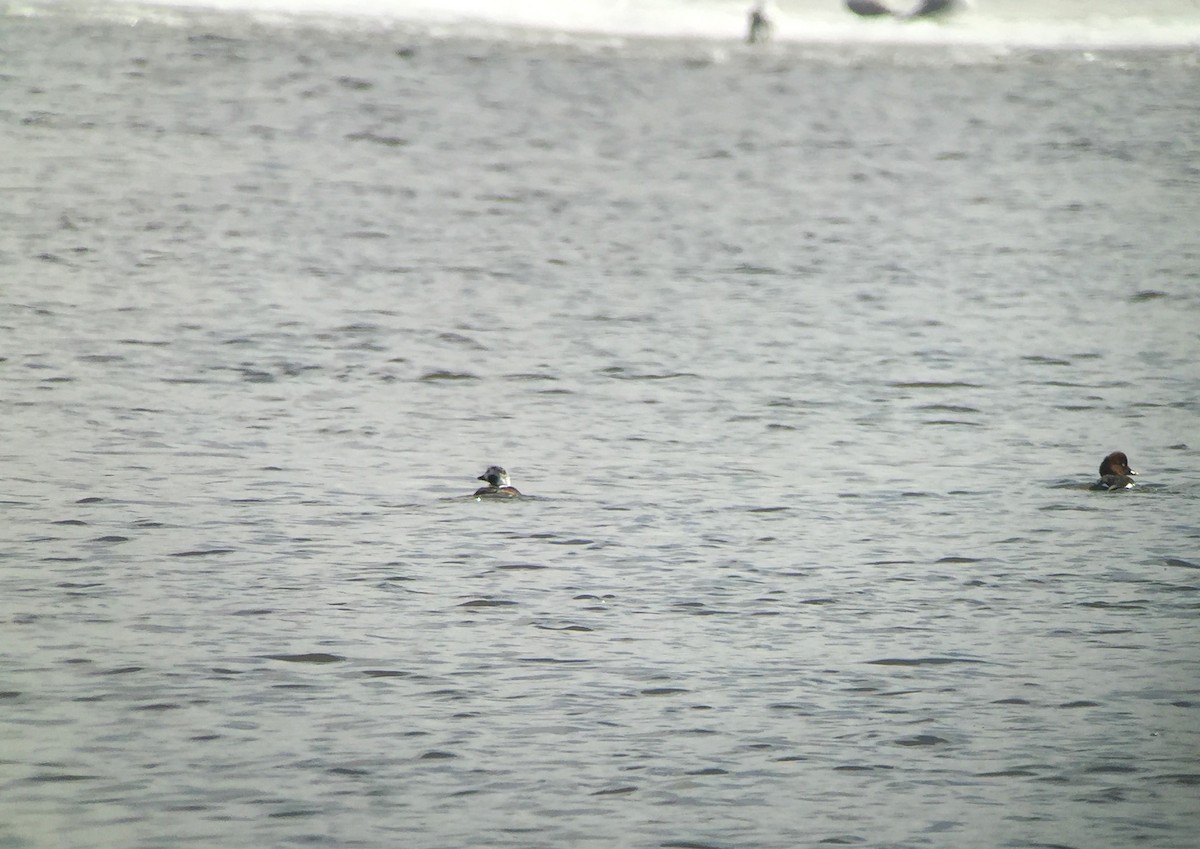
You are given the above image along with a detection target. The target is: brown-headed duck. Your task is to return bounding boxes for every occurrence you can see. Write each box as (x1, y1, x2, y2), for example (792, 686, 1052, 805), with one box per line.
(1093, 451, 1137, 491)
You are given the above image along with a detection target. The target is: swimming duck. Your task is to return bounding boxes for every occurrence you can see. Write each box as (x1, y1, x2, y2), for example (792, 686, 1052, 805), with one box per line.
(474, 466, 521, 498)
(1093, 451, 1137, 491)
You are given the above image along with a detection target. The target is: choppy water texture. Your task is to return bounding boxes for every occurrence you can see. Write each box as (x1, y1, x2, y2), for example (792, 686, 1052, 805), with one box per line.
(2, 8, 1200, 849)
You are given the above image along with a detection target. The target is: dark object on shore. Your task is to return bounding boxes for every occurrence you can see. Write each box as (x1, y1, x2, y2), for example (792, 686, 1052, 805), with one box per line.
(905, 0, 957, 18)
(846, 0, 893, 16)
(747, 3, 773, 43)
(846, 0, 962, 19)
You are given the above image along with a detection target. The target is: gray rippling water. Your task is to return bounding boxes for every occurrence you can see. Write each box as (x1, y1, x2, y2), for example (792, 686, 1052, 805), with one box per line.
(2, 10, 1200, 849)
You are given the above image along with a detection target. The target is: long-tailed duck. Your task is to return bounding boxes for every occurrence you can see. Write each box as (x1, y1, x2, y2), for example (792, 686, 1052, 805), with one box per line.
(474, 466, 521, 498)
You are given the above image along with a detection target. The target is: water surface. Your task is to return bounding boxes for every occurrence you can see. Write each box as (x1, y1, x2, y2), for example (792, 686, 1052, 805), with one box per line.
(2, 9, 1199, 849)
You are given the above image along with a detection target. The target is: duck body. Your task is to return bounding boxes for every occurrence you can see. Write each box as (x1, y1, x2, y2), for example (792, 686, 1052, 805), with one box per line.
(473, 466, 522, 498)
(1092, 451, 1137, 491)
